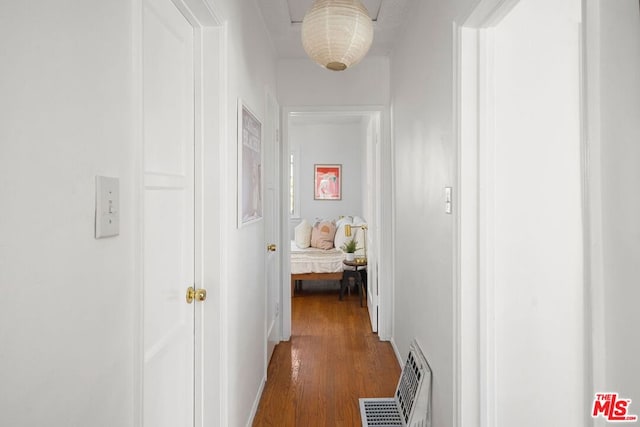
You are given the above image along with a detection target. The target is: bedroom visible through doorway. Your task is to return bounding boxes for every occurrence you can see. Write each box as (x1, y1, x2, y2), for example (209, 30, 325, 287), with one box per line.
(281, 107, 390, 340)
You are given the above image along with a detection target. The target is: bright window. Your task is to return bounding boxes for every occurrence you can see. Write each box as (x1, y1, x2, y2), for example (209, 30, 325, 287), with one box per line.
(289, 149, 300, 217)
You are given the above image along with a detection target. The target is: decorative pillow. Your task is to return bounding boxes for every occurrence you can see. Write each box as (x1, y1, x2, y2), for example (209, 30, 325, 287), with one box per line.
(335, 216, 353, 228)
(334, 216, 353, 251)
(294, 219, 312, 249)
(310, 220, 337, 250)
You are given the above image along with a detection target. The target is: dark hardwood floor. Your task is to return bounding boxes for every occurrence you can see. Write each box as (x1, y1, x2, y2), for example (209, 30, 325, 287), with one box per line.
(252, 287, 401, 427)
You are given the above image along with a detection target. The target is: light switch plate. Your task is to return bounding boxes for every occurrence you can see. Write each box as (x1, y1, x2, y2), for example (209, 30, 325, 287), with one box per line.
(95, 176, 120, 238)
(445, 187, 452, 214)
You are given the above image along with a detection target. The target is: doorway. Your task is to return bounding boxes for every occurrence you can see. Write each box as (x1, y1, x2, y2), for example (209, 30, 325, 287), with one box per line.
(280, 106, 392, 340)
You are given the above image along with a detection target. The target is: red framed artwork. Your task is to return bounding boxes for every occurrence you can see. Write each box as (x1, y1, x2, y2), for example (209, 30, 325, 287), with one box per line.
(314, 164, 341, 200)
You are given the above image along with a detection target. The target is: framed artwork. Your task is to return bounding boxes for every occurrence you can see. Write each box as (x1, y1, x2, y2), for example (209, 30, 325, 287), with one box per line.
(314, 164, 342, 200)
(238, 98, 263, 227)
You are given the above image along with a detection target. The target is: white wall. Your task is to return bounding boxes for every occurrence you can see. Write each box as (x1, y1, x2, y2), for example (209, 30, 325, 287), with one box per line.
(490, 0, 584, 424)
(0, 0, 279, 426)
(290, 119, 365, 224)
(389, 0, 481, 425)
(596, 0, 640, 406)
(278, 57, 390, 243)
(209, 0, 278, 425)
(0, 1, 135, 426)
(278, 55, 395, 339)
(278, 56, 390, 106)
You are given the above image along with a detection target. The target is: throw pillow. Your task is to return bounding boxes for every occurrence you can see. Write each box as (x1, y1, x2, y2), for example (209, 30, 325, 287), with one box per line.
(294, 219, 312, 249)
(310, 220, 337, 250)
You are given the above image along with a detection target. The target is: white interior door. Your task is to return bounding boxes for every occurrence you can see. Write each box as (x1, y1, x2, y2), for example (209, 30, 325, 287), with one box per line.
(363, 114, 379, 332)
(264, 91, 281, 364)
(142, 0, 195, 425)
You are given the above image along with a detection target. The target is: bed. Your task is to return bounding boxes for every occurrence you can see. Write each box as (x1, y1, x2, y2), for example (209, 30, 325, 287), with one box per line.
(291, 216, 367, 296)
(290, 241, 345, 295)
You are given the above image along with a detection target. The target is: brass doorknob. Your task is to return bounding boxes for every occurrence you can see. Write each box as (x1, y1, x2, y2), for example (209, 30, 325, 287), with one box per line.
(195, 288, 207, 301)
(267, 243, 277, 252)
(186, 286, 207, 303)
(186, 286, 195, 304)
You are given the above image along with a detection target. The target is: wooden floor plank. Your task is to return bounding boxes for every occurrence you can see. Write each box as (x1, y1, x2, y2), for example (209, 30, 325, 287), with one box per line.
(252, 289, 401, 426)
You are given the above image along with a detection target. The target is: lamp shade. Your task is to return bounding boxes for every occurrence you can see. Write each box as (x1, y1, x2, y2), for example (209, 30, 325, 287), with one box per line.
(301, 0, 374, 71)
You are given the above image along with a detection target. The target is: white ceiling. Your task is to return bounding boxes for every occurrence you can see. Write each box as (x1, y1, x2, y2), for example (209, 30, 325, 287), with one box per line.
(257, 0, 410, 59)
(289, 112, 368, 126)
(286, 0, 384, 22)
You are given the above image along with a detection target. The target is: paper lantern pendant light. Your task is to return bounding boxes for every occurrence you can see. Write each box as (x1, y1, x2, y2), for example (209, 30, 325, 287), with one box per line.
(301, 0, 374, 71)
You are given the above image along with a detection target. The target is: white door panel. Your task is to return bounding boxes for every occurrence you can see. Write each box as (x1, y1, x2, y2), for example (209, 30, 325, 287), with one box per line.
(366, 116, 380, 332)
(265, 92, 281, 365)
(142, 0, 195, 425)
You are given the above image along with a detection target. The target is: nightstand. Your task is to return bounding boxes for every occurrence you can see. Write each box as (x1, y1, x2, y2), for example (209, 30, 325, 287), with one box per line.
(341, 258, 367, 307)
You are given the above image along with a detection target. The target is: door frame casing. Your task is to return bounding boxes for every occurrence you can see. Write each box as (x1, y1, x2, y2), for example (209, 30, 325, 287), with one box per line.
(581, 2, 606, 425)
(132, 1, 228, 426)
(453, 1, 522, 426)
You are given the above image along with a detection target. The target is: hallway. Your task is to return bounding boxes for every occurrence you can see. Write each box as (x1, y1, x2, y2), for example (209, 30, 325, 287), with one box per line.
(253, 288, 400, 426)
(2, 0, 639, 425)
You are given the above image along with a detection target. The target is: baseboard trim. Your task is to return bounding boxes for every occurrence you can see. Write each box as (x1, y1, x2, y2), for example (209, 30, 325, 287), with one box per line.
(246, 375, 266, 427)
(390, 337, 404, 368)
(267, 316, 278, 362)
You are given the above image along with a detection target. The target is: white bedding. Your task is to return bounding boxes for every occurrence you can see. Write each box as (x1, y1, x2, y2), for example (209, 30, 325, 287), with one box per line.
(290, 241, 345, 274)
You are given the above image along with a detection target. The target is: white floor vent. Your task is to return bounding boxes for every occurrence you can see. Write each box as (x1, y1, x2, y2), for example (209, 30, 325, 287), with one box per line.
(359, 339, 432, 427)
